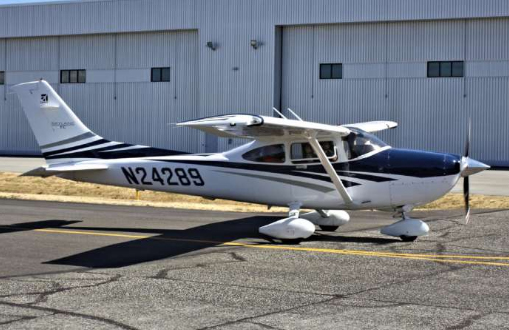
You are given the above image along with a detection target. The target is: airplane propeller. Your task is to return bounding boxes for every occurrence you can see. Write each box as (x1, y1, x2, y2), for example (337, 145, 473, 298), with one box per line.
(460, 119, 490, 224)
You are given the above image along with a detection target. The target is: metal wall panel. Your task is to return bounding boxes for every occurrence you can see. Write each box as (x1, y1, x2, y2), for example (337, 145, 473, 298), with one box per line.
(2, 0, 509, 38)
(383, 78, 466, 154)
(467, 18, 509, 61)
(281, 26, 315, 119)
(0, 0, 197, 38)
(315, 23, 386, 63)
(387, 20, 465, 62)
(198, 0, 276, 152)
(8, 71, 59, 85)
(386, 63, 424, 78)
(7, 37, 58, 71)
(467, 61, 509, 77)
(465, 77, 509, 165)
(116, 31, 180, 69)
(60, 34, 116, 70)
(0, 39, 5, 71)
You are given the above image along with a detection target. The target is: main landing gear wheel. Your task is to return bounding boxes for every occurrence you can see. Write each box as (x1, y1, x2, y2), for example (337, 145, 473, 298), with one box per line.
(280, 238, 303, 245)
(319, 225, 339, 232)
(400, 235, 418, 242)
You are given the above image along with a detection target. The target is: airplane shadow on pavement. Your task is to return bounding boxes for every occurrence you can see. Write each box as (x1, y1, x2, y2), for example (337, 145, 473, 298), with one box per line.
(0, 220, 82, 234)
(0, 216, 399, 269)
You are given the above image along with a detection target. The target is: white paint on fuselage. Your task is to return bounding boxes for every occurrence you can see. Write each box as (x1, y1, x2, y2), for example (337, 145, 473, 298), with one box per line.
(68, 149, 461, 211)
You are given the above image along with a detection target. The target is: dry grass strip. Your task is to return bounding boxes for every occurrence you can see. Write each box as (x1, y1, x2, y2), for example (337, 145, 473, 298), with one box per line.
(0, 172, 508, 211)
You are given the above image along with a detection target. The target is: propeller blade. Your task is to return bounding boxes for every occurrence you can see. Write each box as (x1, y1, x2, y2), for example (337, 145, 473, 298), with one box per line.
(464, 175, 470, 224)
(464, 118, 471, 158)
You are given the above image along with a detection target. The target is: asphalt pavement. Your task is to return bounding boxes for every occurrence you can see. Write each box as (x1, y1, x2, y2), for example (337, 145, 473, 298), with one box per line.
(1, 199, 509, 329)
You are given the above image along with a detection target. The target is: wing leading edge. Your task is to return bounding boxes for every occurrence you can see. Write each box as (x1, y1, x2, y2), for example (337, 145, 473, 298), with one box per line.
(343, 121, 397, 133)
(177, 114, 351, 139)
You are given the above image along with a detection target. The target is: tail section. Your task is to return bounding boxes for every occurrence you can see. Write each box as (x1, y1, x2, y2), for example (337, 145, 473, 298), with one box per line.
(11, 80, 104, 162)
(11, 80, 184, 163)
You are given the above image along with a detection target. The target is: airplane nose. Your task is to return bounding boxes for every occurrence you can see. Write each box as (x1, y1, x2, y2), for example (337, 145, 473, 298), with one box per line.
(461, 157, 490, 177)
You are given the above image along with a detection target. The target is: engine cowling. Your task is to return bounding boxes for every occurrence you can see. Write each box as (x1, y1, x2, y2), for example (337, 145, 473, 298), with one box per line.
(259, 217, 315, 239)
(300, 210, 350, 227)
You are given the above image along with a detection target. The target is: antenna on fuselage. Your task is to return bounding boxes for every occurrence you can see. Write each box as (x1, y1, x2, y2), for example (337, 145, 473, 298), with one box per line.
(287, 108, 303, 121)
(272, 107, 287, 119)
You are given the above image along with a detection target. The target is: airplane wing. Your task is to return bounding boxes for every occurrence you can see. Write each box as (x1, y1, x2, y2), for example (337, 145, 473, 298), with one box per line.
(343, 121, 397, 133)
(177, 114, 351, 139)
(21, 163, 109, 177)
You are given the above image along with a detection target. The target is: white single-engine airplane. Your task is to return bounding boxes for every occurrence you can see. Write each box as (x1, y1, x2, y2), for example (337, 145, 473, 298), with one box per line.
(12, 80, 489, 243)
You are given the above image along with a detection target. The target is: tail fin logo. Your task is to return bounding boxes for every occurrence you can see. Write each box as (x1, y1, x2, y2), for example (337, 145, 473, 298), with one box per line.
(40, 94, 48, 103)
(51, 121, 75, 129)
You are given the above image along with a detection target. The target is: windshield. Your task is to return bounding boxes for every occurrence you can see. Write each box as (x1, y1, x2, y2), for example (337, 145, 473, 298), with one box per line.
(343, 129, 388, 159)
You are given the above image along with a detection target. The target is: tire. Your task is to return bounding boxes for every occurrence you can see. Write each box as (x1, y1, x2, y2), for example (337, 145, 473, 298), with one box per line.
(400, 235, 418, 242)
(280, 238, 303, 245)
(319, 225, 339, 232)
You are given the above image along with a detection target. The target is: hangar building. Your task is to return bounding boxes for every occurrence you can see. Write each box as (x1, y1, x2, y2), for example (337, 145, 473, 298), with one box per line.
(0, 0, 508, 165)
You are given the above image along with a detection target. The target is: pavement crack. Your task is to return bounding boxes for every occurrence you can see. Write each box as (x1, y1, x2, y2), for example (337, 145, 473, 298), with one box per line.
(0, 301, 139, 330)
(152, 251, 247, 280)
(245, 320, 283, 330)
(150, 275, 339, 299)
(326, 299, 411, 309)
(0, 314, 41, 326)
(445, 313, 488, 330)
(342, 263, 465, 299)
(196, 296, 338, 330)
(0, 274, 122, 306)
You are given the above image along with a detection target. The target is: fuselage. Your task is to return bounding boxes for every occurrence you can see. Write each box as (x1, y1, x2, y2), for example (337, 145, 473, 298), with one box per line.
(65, 142, 462, 211)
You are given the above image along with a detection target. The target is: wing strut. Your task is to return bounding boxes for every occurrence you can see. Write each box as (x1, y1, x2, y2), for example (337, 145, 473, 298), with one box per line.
(306, 132, 354, 204)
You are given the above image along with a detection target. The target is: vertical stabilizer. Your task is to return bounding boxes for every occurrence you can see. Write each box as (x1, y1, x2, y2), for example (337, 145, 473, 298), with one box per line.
(11, 80, 101, 157)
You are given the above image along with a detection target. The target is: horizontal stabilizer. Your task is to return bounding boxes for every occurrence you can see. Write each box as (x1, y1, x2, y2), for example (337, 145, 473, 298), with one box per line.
(21, 164, 109, 177)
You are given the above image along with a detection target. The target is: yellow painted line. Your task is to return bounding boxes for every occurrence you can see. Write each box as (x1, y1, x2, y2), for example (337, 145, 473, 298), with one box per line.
(234, 244, 509, 267)
(35, 228, 220, 244)
(295, 248, 509, 261)
(32, 228, 509, 267)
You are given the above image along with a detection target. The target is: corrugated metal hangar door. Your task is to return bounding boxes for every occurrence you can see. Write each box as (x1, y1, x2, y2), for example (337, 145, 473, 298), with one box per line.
(279, 22, 509, 166)
(0, 30, 200, 155)
(280, 24, 389, 128)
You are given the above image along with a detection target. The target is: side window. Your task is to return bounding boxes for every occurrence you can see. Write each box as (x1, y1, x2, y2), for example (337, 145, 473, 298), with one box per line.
(0, 71, 4, 85)
(290, 141, 337, 163)
(242, 144, 285, 163)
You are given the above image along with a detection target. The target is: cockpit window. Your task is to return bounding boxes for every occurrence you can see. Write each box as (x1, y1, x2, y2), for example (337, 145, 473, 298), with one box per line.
(291, 141, 337, 163)
(343, 129, 387, 159)
(242, 144, 286, 163)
